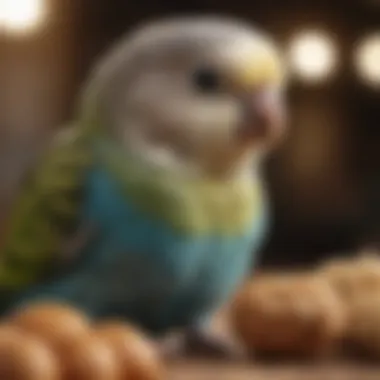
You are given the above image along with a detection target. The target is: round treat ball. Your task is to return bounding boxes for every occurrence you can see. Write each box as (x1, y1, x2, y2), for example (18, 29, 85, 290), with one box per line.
(230, 272, 347, 358)
(319, 254, 380, 304)
(0, 326, 59, 380)
(343, 296, 380, 359)
(9, 302, 91, 352)
(96, 321, 165, 380)
(59, 334, 119, 380)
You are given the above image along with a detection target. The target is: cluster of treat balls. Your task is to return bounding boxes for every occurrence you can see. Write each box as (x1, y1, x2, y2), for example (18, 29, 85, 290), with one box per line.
(230, 249, 380, 360)
(0, 304, 164, 380)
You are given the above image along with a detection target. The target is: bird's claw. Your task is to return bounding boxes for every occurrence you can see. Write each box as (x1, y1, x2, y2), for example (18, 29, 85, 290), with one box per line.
(182, 326, 247, 360)
(157, 327, 246, 361)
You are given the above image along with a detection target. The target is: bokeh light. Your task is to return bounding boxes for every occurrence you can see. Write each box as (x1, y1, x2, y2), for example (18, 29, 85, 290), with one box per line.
(288, 30, 338, 83)
(0, 0, 46, 34)
(354, 33, 380, 88)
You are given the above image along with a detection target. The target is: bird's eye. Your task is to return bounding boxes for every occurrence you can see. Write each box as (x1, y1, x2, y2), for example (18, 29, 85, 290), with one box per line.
(192, 67, 221, 93)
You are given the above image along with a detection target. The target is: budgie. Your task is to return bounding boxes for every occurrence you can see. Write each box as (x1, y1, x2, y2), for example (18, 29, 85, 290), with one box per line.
(0, 16, 287, 356)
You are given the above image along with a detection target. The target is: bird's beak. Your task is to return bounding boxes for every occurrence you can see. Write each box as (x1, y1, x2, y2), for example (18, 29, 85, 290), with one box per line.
(231, 48, 287, 145)
(237, 86, 286, 144)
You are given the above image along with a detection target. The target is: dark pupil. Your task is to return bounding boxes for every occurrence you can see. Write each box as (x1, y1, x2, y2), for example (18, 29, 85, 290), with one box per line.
(193, 68, 220, 92)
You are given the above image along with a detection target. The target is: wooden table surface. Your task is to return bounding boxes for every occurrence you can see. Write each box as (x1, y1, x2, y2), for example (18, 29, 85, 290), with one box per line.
(168, 360, 380, 380)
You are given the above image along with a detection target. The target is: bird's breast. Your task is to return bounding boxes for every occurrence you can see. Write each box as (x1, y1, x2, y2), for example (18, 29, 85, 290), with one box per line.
(81, 163, 265, 268)
(92, 148, 265, 236)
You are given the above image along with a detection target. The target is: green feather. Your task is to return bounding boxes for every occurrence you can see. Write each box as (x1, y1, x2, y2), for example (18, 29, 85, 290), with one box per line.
(0, 125, 92, 292)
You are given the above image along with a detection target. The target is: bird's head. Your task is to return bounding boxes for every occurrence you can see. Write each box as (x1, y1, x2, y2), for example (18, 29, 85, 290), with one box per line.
(83, 16, 287, 179)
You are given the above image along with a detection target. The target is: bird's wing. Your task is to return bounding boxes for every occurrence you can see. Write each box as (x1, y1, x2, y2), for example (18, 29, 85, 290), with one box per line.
(0, 125, 93, 293)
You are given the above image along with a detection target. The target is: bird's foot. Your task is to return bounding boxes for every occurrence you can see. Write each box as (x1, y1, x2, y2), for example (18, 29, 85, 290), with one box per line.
(182, 326, 247, 360)
(156, 326, 247, 361)
(155, 330, 186, 362)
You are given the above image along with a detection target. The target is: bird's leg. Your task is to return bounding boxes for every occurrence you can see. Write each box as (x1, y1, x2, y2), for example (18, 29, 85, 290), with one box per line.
(155, 330, 187, 361)
(156, 325, 247, 361)
(182, 324, 247, 360)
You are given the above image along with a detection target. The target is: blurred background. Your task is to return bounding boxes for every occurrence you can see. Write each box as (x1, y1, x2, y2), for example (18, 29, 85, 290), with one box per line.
(0, 0, 379, 268)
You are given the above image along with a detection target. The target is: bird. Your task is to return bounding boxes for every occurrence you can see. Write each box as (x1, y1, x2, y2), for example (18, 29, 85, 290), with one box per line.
(0, 16, 287, 356)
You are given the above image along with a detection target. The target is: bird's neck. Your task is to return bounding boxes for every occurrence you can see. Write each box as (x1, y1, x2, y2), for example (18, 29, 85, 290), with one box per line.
(90, 137, 265, 235)
(92, 136, 261, 186)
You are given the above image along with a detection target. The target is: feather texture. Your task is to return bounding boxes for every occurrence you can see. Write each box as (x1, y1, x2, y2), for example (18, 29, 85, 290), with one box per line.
(0, 127, 92, 292)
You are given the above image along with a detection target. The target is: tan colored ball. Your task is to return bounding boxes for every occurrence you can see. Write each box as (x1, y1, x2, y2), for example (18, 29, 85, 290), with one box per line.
(9, 302, 91, 352)
(343, 296, 380, 358)
(58, 333, 120, 380)
(319, 254, 380, 304)
(0, 326, 59, 380)
(96, 321, 165, 380)
(230, 272, 347, 357)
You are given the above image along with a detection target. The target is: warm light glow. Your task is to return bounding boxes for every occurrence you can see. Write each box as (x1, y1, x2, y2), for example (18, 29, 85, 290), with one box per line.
(0, 0, 46, 34)
(288, 30, 338, 83)
(355, 33, 380, 88)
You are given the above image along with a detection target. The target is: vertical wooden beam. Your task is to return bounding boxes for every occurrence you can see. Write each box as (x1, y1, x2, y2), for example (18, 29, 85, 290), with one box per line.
(0, 1, 82, 217)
